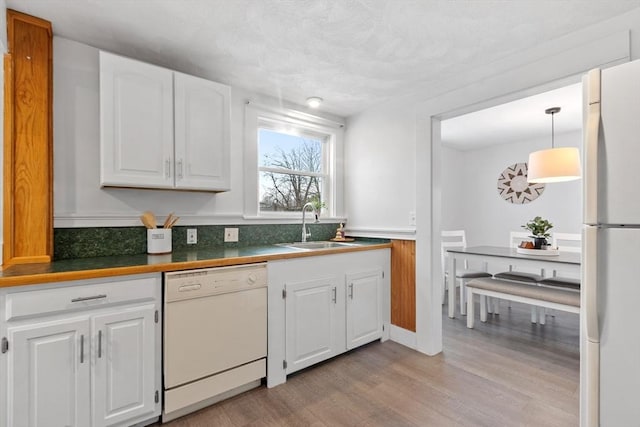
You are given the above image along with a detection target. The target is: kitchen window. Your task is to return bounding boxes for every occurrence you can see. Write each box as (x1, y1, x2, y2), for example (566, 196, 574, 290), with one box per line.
(244, 102, 344, 219)
(258, 126, 328, 213)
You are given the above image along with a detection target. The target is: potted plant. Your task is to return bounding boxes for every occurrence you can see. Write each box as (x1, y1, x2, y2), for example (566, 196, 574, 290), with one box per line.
(521, 216, 553, 249)
(309, 196, 326, 220)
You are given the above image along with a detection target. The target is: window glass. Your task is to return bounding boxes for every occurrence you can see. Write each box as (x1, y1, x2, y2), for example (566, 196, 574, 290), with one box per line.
(258, 127, 327, 213)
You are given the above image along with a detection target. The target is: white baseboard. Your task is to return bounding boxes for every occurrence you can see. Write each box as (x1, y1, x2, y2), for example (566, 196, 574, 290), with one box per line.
(389, 324, 417, 349)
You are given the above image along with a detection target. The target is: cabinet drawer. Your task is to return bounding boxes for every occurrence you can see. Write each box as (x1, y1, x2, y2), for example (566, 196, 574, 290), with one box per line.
(5, 276, 159, 321)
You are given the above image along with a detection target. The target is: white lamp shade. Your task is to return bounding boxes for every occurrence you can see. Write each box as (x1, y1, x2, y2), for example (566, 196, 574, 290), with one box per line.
(527, 147, 582, 183)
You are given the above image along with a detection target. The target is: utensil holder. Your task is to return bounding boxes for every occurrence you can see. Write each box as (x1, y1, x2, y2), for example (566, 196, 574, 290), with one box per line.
(147, 228, 172, 254)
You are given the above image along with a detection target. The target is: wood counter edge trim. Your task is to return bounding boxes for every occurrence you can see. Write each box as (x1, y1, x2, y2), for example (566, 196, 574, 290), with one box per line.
(0, 243, 392, 288)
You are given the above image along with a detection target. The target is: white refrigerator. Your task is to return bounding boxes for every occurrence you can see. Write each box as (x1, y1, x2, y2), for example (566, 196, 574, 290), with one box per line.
(582, 59, 640, 426)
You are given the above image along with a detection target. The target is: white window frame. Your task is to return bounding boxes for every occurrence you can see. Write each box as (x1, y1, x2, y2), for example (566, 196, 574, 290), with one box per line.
(244, 101, 345, 220)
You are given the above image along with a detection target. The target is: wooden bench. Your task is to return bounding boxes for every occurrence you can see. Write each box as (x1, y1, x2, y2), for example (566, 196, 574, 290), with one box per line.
(466, 278, 580, 329)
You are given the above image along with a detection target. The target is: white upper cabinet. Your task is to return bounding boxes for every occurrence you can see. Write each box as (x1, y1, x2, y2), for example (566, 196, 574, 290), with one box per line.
(99, 51, 230, 192)
(99, 52, 174, 189)
(174, 72, 230, 190)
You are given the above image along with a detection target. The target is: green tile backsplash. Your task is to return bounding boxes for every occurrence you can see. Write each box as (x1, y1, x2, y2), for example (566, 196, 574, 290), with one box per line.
(54, 223, 343, 260)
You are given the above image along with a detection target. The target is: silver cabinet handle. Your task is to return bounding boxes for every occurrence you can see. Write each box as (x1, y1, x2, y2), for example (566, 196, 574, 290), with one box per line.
(98, 330, 102, 358)
(177, 159, 183, 179)
(349, 283, 354, 299)
(165, 159, 171, 178)
(71, 294, 107, 303)
(80, 334, 84, 364)
(332, 286, 337, 303)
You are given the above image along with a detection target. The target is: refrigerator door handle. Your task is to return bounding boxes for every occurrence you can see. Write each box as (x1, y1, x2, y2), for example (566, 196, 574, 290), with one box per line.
(584, 68, 601, 225)
(584, 225, 599, 343)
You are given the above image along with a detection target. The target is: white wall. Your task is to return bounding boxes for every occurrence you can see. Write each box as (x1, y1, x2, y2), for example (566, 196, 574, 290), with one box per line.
(441, 131, 582, 247)
(0, 0, 6, 50)
(344, 107, 416, 239)
(439, 145, 466, 233)
(345, 7, 640, 356)
(53, 37, 345, 227)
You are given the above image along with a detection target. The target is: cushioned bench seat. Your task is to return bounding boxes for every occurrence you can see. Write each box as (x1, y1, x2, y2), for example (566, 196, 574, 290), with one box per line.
(538, 276, 581, 290)
(466, 277, 580, 328)
(493, 271, 543, 283)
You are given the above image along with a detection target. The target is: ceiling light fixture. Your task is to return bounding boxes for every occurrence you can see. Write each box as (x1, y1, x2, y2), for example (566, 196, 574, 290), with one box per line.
(527, 107, 582, 183)
(306, 97, 323, 108)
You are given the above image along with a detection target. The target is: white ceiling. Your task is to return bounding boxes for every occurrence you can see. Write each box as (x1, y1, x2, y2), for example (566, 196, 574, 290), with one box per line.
(441, 83, 583, 150)
(6, 1, 640, 117)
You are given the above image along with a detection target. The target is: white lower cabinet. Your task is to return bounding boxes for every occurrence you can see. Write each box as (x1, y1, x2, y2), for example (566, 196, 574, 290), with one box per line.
(8, 317, 92, 427)
(92, 305, 157, 427)
(285, 276, 343, 373)
(268, 249, 390, 386)
(346, 270, 383, 350)
(0, 274, 162, 427)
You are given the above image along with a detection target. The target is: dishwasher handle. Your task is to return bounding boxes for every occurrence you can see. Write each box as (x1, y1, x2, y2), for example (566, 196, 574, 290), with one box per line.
(165, 268, 268, 302)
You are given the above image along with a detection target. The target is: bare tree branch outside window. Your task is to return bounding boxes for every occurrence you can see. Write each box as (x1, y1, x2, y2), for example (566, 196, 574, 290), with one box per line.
(259, 131, 324, 212)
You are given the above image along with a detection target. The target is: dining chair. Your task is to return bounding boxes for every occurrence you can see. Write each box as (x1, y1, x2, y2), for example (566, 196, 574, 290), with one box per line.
(531, 232, 581, 324)
(441, 230, 491, 315)
(494, 231, 545, 283)
(552, 232, 582, 253)
(493, 231, 545, 322)
(538, 233, 581, 290)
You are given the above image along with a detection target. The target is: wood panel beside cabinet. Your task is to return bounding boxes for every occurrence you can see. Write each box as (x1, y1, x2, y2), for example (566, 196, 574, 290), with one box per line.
(3, 10, 53, 266)
(391, 239, 416, 332)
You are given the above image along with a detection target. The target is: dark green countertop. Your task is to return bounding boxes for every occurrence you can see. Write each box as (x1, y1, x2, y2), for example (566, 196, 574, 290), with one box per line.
(0, 241, 391, 287)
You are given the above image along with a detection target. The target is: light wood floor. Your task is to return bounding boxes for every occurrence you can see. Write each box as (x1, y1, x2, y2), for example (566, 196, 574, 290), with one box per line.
(161, 298, 579, 426)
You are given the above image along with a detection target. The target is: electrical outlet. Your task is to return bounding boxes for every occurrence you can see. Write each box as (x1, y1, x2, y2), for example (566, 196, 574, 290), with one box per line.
(224, 228, 239, 242)
(409, 211, 416, 226)
(187, 228, 197, 244)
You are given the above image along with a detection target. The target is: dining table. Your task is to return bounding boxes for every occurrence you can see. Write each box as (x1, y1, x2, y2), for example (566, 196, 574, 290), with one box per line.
(446, 245, 581, 318)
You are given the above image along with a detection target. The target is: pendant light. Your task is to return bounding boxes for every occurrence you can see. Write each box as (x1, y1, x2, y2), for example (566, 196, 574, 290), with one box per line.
(527, 107, 582, 183)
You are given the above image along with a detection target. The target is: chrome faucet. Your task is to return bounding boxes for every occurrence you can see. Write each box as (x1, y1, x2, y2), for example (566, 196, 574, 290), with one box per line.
(301, 202, 318, 242)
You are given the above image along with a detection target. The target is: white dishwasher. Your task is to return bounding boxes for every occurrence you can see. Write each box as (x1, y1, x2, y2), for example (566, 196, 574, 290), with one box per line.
(163, 263, 267, 422)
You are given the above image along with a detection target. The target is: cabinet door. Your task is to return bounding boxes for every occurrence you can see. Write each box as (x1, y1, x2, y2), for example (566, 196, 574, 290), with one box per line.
(174, 72, 230, 191)
(92, 304, 157, 427)
(6, 318, 91, 427)
(285, 277, 343, 374)
(346, 270, 383, 350)
(100, 51, 174, 189)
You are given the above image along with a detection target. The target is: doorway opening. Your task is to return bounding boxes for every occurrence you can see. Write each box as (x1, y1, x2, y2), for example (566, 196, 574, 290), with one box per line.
(432, 80, 583, 422)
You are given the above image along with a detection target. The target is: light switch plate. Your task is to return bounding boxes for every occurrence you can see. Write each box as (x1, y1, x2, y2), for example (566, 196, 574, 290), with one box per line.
(224, 228, 239, 242)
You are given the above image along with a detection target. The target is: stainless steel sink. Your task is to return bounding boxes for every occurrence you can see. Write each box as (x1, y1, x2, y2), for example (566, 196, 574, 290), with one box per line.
(276, 241, 356, 250)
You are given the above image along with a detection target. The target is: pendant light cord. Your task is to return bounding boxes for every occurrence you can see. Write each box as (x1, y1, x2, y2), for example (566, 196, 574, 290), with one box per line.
(545, 106, 560, 149)
(551, 111, 555, 149)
